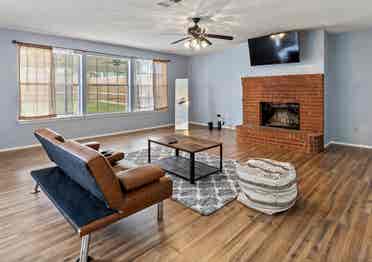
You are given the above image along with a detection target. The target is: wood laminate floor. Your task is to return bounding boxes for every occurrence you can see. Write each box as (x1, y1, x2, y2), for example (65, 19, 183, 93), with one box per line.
(0, 125, 371, 262)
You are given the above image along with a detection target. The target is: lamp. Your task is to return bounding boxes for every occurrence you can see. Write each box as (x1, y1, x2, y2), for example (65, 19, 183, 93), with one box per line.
(184, 40, 191, 49)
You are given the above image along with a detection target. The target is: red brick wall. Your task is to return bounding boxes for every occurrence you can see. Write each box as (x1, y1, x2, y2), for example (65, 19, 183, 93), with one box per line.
(237, 74, 324, 153)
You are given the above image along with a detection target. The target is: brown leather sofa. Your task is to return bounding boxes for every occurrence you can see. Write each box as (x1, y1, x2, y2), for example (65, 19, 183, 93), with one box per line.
(31, 128, 172, 262)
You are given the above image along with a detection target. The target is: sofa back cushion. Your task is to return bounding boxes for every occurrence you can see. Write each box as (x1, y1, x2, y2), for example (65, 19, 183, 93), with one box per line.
(34, 129, 124, 209)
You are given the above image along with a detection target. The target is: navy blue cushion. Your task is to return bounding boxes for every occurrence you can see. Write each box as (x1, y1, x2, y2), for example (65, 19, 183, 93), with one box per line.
(35, 133, 107, 205)
(31, 167, 116, 230)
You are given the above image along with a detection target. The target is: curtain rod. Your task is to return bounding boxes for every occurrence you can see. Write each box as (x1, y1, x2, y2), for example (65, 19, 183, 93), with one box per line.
(12, 40, 171, 62)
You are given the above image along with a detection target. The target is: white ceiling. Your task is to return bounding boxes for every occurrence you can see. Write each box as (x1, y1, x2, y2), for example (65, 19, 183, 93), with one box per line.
(1, 0, 372, 56)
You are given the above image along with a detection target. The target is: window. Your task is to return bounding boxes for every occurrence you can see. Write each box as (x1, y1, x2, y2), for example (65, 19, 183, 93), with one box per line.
(86, 55, 129, 114)
(133, 59, 154, 112)
(54, 50, 81, 115)
(133, 59, 169, 112)
(18, 44, 82, 119)
(17, 42, 169, 120)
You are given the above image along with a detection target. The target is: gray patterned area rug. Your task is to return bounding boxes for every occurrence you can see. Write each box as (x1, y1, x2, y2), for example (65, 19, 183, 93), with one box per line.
(124, 146, 240, 215)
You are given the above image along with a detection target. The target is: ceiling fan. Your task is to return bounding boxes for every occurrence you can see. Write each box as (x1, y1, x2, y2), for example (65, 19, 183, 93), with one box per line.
(157, 0, 183, 8)
(170, 17, 234, 50)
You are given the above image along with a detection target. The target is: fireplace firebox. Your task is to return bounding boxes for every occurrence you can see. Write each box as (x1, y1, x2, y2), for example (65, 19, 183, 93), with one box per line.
(260, 102, 300, 130)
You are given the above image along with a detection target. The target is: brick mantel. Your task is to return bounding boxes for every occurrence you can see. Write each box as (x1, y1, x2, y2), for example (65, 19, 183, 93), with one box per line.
(237, 74, 324, 153)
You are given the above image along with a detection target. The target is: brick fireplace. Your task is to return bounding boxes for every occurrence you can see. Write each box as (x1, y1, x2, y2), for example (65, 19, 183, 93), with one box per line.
(236, 74, 324, 153)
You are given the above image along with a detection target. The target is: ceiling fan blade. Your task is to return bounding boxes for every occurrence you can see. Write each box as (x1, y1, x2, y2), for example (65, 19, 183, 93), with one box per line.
(170, 37, 191, 45)
(205, 34, 234, 40)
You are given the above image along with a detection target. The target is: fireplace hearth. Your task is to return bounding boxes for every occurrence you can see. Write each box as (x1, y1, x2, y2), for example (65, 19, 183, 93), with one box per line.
(260, 102, 300, 130)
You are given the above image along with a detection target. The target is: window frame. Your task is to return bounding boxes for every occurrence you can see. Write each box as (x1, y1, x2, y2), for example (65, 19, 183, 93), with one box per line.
(85, 53, 131, 115)
(53, 49, 83, 117)
(17, 45, 170, 123)
(133, 58, 154, 113)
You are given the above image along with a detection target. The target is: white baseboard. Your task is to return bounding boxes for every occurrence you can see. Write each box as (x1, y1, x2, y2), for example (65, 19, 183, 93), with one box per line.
(0, 124, 174, 153)
(189, 121, 236, 130)
(75, 124, 173, 141)
(0, 143, 42, 153)
(325, 141, 372, 149)
(4, 125, 371, 153)
(189, 121, 207, 126)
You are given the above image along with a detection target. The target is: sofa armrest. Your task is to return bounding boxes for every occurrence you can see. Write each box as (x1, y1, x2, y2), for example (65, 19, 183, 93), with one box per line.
(106, 152, 125, 165)
(82, 141, 100, 151)
(117, 164, 165, 191)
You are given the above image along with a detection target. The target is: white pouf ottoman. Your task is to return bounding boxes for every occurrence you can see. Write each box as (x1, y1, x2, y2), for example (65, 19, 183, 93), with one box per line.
(237, 158, 298, 215)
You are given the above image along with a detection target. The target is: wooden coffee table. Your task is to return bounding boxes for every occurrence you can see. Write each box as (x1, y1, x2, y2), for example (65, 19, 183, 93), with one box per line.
(148, 134, 223, 184)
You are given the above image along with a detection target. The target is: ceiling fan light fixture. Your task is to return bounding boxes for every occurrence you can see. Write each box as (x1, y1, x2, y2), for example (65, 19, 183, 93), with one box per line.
(270, 32, 286, 39)
(194, 42, 201, 50)
(201, 39, 209, 48)
(184, 40, 191, 48)
(190, 38, 198, 48)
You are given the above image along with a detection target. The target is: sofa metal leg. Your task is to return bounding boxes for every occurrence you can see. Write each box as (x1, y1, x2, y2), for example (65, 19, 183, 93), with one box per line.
(31, 183, 40, 194)
(77, 234, 91, 262)
(157, 201, 164, 222)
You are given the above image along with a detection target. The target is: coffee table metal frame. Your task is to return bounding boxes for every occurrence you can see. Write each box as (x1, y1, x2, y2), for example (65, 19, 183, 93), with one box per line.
(148, 138, 223, 184)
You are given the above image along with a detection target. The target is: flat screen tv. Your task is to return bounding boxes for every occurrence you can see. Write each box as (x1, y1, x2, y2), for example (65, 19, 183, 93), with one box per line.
(248, 32, 300, 66)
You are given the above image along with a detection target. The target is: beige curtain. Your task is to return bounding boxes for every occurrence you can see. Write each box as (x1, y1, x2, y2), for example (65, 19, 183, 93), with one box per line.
(153, 60, 168, 111)
(18, 44, 56, 119)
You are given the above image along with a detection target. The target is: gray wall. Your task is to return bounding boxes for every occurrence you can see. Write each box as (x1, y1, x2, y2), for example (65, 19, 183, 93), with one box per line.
(188, 30, 325, 128)
(324, 32, 332, 144)
(326, 29, 372, 146)
(0, 28, 189, 149)
(3, 27, 371, 149)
